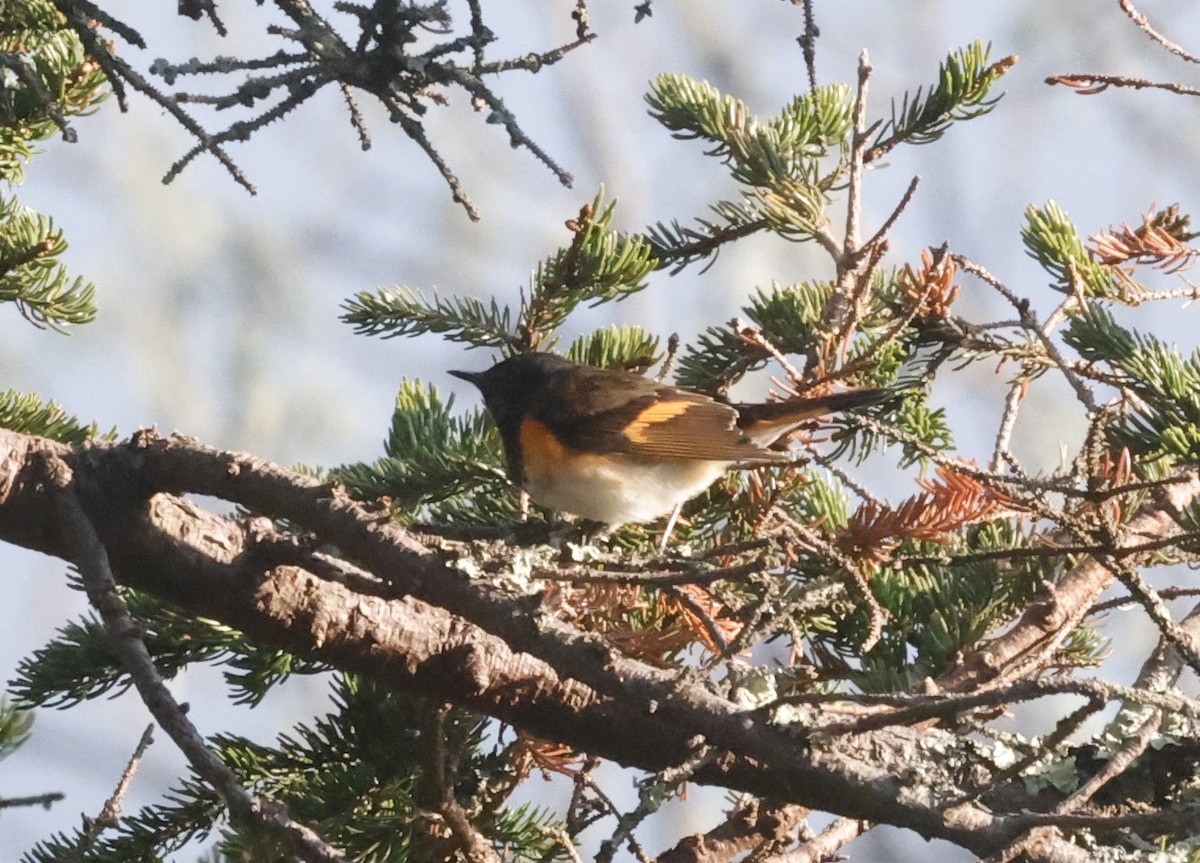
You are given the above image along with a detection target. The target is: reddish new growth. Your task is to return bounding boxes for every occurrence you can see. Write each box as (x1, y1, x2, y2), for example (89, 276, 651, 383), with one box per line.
(1089, 204, 1199, 275)
(902, 247, 961, 320)
(1046, 74, 1114, 95)
(511, 732, 583, 778)
(542, 580, 741, 663)
(840, 466, 1021, 561)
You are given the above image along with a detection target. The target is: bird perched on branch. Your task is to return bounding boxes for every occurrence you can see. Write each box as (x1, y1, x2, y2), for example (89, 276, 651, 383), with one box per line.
(452, 352, 892, 535)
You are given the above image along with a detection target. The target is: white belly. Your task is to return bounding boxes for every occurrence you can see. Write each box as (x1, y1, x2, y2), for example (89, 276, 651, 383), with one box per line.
(524, 453, 729, 524)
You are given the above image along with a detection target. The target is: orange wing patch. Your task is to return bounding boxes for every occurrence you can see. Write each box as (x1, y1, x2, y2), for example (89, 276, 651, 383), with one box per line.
(623, 399, 703, 445)
(616, 396, 784, 461)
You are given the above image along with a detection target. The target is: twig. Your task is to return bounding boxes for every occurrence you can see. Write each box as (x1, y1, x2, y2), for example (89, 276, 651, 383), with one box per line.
(777, 514, 887, 652)
(574, 761, 623, 826)
(54, 0, 255, 192)
(81, 723, 155, 845)
(478, 33, 596, 75)
(861, 174, 922, 256)
(1118, 0, 1200, 64)
(1092, 586, 1200, 615)
(897, 529, 1200, 571)
(957, 696, 1104, 807)
(796, 0, 819, 92)
(1059, 702, 1158, 814)
(394, 109, 480, 220)
(550, 827, 585, 863)
(795, 438, 883, 508)
(0, 792, 64, 810)
(340, 83, 371, 150)
(991, 378, 1027, 472)
(1047, 73, 1200, 97)
(657, 332, 681, 382)
(760, 816, 866, 863)
(537, 559, 763, 587)
(663, 584, 731, 655)
(598, 737, 714, 863)
(465, 0, 487, 67)
(1008, 804, 1200, 841)
(735, 322, 805, 382)
(446, 67, 574, 189)
(1105, 555, 1200, 677)
(955, 255, 1097, 412)
(843, 51, 872, 264)
(41, 452, 346, 863)
(770, 675, 1200, 736)
(429, 705, 502, 863)
(657, 800, 809, 863)
(811, 51, 875, 367)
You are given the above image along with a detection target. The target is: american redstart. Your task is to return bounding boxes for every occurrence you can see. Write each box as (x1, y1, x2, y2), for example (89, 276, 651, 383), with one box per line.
(451, 352, 891, 527)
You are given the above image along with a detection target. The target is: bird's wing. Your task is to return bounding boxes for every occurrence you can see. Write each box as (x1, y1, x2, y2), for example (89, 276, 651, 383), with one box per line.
(555, 388, 788, 462)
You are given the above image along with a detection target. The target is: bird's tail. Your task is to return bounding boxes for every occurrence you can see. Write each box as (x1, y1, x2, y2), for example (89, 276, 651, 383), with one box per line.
(735, 386, 899, 446)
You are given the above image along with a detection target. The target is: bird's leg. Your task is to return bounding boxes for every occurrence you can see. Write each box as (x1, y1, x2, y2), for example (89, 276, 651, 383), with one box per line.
(658, 503, 684, 552)
(549, 518, 609, 554)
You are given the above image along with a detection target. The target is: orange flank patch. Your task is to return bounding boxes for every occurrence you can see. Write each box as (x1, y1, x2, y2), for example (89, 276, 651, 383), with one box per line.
(518, 417, 610, 491)
(516, 415, 731, 523)
(623, 399, 697, 444)
(519, 418, 581, 471)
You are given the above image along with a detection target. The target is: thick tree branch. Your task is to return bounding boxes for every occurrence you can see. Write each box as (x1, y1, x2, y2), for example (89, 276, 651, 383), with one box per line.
(762, 817, 866, 863)
(42, 451, 345, 862)
(3, 428, 1199, 860)
(937, 470, 1200, 692)
(656, 801, 807, 863)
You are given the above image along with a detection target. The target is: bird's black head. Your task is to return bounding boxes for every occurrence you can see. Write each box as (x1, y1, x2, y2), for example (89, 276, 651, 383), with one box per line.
(450, 352, 577, 432)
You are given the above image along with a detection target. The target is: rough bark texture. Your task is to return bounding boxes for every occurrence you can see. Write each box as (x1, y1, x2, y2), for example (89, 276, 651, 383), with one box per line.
(3, 428, 1197, 862)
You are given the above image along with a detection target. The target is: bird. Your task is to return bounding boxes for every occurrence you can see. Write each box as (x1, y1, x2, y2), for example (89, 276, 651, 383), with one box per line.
(451, 352, 892, 534)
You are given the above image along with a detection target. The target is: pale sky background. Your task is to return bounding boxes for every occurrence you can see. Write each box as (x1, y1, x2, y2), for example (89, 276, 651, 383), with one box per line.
(4, 1, 1200, 860)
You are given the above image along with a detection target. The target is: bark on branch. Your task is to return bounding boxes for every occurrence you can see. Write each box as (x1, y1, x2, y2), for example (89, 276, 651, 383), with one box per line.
(3, 427, 1198, 860)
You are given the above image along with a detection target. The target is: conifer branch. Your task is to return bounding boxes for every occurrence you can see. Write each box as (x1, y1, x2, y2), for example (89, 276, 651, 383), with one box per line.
(646, 212, 770, 274)
(41, 451, 348, 863)
(938, 470, 1200, 692)
(14, 5, 1200, 856)
(342, 287, 519, 349)
(867, 44, 1017, 162)
(53, 0, 589, 216)
(54, 0, 255, 193)
(2, 426, 1170, 861)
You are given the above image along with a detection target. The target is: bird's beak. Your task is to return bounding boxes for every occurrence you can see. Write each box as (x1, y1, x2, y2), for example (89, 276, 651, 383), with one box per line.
(449, 369, 483, 386)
